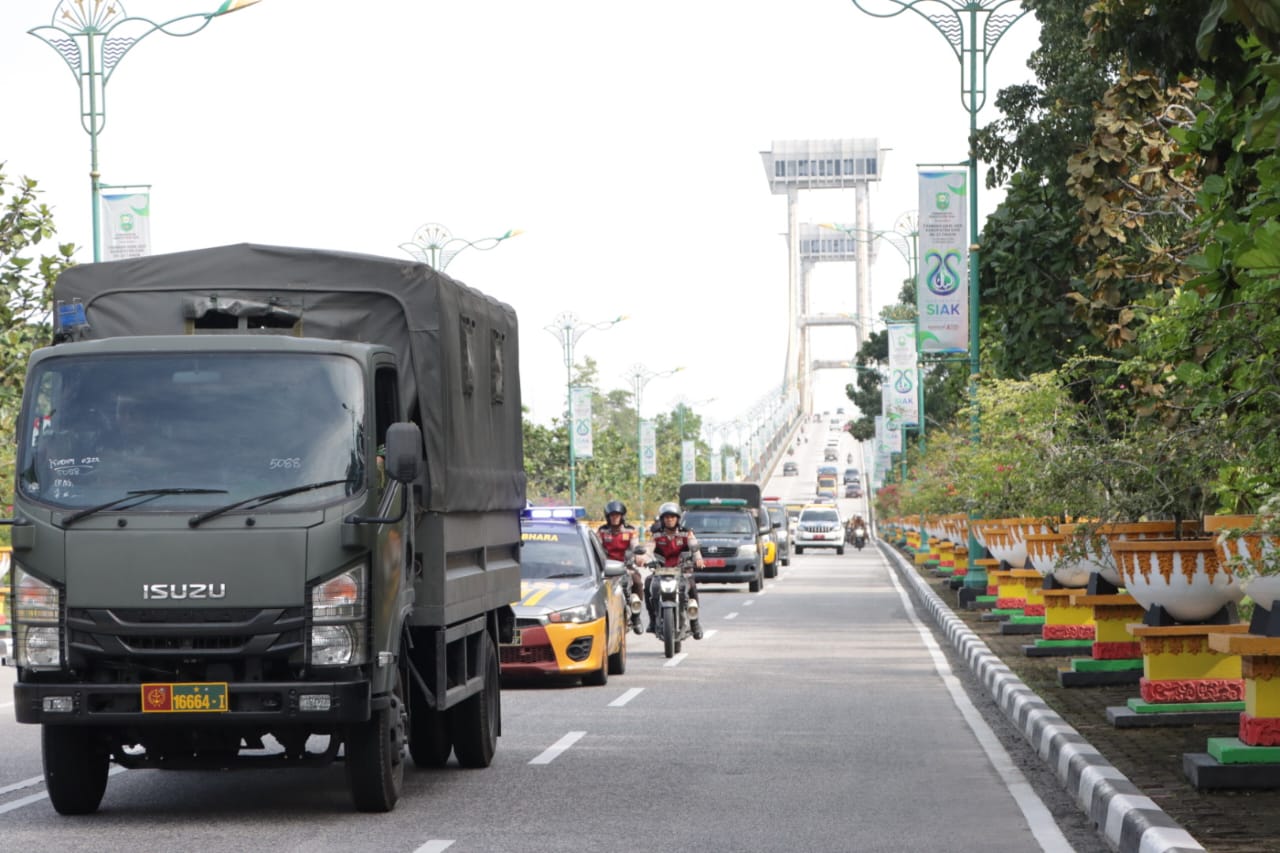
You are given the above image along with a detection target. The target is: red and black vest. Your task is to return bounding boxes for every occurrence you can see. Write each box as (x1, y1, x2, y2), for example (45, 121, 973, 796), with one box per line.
(651, 528, 696, 568)
(597, 523, 637, 562)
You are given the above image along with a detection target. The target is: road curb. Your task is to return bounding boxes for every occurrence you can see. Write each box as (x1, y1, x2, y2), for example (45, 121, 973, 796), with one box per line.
(883, 543, 1206, 853)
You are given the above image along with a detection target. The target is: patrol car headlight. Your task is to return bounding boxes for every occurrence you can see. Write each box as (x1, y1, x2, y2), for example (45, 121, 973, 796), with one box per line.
(547, 603, 598, 624)
(13, 567, 63, 670)
(738, 544, 758, 557)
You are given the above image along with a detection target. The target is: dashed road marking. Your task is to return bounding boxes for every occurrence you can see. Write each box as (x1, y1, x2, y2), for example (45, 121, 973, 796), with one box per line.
(609, 688, 644, 707)
(529, 731, 585, 765)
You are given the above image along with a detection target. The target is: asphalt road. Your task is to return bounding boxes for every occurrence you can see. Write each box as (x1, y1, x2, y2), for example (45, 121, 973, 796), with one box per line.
(0, 425, 1112, 852)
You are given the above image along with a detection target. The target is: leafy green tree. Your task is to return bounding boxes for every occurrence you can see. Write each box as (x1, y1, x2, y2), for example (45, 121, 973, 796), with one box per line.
(1, 166, 76, 537)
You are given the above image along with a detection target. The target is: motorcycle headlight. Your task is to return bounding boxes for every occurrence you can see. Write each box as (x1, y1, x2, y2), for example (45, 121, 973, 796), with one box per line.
(659, 577, 679, 593)
(738, 544, 758, 557)
(309, 560, 368, 666)
(547, 603, 599, 624)
(13, 566, 63, 670)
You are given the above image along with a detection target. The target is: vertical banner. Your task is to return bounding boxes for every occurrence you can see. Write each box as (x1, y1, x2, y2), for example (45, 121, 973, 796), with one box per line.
(640, 420, 657, 477)
(570, 386, 593, 459)
(886, 323, 920, 428)
(101, 191, 152, 261)
(681, 439, 696, 483)
(725, 455, 738, 482)
(917, 170, 968, 353)
(710, 451, 723, 481)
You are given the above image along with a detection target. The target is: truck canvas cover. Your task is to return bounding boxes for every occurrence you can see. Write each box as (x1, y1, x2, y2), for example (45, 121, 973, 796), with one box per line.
(51, 243, 524, 513)
(678, 482, 763, 510)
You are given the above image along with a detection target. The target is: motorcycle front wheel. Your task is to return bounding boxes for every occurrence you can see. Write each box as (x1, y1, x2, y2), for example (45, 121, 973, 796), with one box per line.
(661, 604, 676, 658)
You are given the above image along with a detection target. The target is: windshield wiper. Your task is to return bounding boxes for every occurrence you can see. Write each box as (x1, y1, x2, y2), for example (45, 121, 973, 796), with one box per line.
(62, 488, 230, 527)
(543, 571, 587, 579)
(187, 479, 350, 528)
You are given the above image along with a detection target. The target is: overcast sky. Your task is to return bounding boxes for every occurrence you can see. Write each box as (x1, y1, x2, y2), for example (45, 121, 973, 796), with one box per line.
(1, 0, 1040, 433)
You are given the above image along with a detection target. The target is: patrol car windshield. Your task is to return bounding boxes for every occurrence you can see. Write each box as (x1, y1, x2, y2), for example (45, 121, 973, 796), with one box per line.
(16, 352, 365, 511)
(684, 510, 755, 535)
(520, 527, 591, 579)
(802, 509, 840, 524)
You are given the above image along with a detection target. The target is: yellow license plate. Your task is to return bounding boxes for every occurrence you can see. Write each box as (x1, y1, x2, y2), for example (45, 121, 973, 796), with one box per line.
(141, 682, 228, 713)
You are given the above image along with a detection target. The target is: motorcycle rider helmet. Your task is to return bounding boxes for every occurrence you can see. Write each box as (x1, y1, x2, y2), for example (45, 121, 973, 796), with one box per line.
(604, 500, 627, 518)
(657, 501, 680, 521)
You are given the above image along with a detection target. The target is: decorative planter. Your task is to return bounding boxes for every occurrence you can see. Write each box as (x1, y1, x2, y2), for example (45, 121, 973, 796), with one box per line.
(1025, 531, 1092, 588)
(1060, 521, 1191, 588)
(1111, 538, 1245, 624)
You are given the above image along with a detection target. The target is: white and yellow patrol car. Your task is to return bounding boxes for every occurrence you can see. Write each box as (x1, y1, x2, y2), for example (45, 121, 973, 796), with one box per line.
(501, 507, 630, 685)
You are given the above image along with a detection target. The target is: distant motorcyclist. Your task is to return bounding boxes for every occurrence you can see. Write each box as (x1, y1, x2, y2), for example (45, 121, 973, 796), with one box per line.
(598, 500, 643, 632)
(847, 514, 868, 547)
(647, 502, 704, 640)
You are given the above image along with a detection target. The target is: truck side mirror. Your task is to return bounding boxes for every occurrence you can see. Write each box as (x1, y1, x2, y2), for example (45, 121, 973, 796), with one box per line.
(384, 422, 424, 484)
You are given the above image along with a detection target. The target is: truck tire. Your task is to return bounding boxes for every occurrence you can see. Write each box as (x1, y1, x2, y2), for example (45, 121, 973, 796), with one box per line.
(346, 670, 406, 812)
(408, 674, 453, 768)
(43, 726, 109, 815)
(450, 633, 499, 768)
(794, 547, 803, 556)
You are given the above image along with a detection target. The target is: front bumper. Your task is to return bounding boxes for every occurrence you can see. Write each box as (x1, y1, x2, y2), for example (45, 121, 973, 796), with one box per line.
(694, 557, 761, 584)
(14, 678, 372, 725)
(499, 619, 605, 678)
(795, 532, 843, 550)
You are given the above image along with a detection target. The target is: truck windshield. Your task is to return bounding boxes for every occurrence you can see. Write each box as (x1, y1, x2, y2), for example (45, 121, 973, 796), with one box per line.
(684, 511, 755, 535)
(17, 352, 366, 511)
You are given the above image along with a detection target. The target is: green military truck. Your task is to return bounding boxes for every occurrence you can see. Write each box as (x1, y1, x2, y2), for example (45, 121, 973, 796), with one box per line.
(3, 244, 524, 814)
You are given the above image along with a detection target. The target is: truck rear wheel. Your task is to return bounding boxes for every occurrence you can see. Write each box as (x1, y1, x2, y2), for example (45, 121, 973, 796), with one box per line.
(409, 673, 453, 768)
(450, 632, 499, 768)
(346, 670, 406, 812)
(42, 726, 109, 815)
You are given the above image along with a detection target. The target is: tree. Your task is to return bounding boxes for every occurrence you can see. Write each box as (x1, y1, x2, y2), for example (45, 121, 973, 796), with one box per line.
(1, 165, 76, 536)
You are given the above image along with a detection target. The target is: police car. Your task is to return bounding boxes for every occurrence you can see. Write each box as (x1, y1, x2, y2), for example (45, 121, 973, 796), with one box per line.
(501, 507, 630, 685)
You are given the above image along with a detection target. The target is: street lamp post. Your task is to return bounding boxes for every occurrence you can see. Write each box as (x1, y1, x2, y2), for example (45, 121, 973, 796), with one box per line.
(30, 0, 259, 262)
(845, 0, 1028, 581)
(399, 223, 523, 271)
(544, 312, 625, 505)
(625, 364, 681, 529)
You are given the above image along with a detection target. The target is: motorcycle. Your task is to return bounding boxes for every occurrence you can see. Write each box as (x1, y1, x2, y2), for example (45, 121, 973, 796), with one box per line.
(624, 546, 647, 634)
(852, 526, 867, 550)
(645, 553, 697, 658)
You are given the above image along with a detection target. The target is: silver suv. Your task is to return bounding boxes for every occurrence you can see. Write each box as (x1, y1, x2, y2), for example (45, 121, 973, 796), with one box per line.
(793, 504, 844, 555)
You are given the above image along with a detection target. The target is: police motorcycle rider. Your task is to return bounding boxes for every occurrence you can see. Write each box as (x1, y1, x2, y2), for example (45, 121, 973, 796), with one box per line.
(597, 500, 644, 633)
(646, 502, 705, 640)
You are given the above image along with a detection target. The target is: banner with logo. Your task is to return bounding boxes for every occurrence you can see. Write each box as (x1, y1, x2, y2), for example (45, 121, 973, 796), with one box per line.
(681, 440, 696, 483)
(886, 323, 920, 428)
(710, 451, 723, 481)
(725, 455, 737, 482)
(917, 170, 968, 353)
(101, 190, 152, 261)
(570, 386, 593, 459)
(640, 421, 657, 477)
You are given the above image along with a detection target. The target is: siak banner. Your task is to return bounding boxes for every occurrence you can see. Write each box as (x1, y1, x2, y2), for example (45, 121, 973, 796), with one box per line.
(886, 323, 920, 428)
(917, 170, 969, 353)
(640, 420, 657, 477)
(101, 190, 152, 261)
(570, 386, 593, 459)
(681, 439, 696, 483)
(710, 451, 723, 481)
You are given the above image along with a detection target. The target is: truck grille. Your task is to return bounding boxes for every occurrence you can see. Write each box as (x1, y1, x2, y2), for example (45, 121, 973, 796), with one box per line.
(701, 546, 737, 558)
(67, 607, 305, 661)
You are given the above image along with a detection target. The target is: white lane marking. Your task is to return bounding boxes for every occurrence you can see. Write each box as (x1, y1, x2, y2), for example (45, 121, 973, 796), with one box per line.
(724, 612, 739, 620)
(0, 774, 45, 797)
(885, 566, 1074, 853)
(0, 702, 13, 712)
(412, 842, 455, 853)
(529, 731, 585, 765)
(701, 629, 718, 640)
(663, 653, 688, 668)
(0, 767, 126, 815)
(743, 600, 755, 606)
(609, 688, 644, 707)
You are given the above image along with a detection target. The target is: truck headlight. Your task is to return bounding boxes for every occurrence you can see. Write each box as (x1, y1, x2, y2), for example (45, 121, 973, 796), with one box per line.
(738, 544, 758, 557)
(13, 567, 63, 669)
(547, 603, 598, 624)
(309, 561, 367, 666)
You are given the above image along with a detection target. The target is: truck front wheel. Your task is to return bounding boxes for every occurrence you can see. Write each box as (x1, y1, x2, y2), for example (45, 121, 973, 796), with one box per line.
(346, 670, 406, 812)
(43, 726, 109, 815)
(450, 632, 499, 768)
